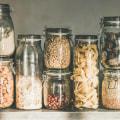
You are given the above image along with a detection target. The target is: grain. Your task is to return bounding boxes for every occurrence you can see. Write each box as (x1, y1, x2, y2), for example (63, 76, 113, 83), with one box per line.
(44, 36, 70, 69)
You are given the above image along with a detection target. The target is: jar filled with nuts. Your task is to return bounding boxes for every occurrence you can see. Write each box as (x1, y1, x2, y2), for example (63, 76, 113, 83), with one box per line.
(0, 59, 14, 108)
(15, 35, 43, 110)
(102, 69, 120, 109)
(100, 16, 120, 69)
(0, 4, 15, 57)
(73, 35, 99, 109)
(43, 70, 71, 110)
(44, 28, 72, 70)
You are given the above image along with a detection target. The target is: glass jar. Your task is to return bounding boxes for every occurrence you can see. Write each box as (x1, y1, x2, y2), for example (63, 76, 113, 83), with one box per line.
(102, 69, 120, 109)
(15, 35, 42, 109)
(0, 59, 14, 108)
(100, 16, 120, 69)
(43, 70, 71, 110)
(44, 28, 72, 70)
(0, 4, 15, 57)
(73, 35, 99, 109)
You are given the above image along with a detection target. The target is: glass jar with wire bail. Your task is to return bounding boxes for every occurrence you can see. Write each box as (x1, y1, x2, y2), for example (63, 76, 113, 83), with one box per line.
(0, 59, 15, 108)
(15, 35, 42, 110)
(73, 35, 99, 109)
(100, 16, 120, 69)
(102, 69, 120, 109)
(43, 70, 71, 110)
(0, 4, 15, 57)
(44, 28, 73, 70)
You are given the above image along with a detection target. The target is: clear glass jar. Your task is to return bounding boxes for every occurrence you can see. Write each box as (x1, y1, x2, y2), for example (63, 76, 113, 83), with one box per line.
(102, 69, 120, 109)
(15, 35, 42, 109)
(100, 16, 120, 69)
(44, 28, 72, 70)
(43, 70, 71, 110)
(73, 35, 99, 109)
(0, 59, 14, 108)
(0, 4, 15, 57)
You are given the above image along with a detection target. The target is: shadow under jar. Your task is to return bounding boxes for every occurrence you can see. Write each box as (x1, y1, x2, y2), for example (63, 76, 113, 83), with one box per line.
(43, 70, 71, 110)
(44, 28, 72, 70)
(73, 35, 99, 109)
(102, 69, 120, 109)
(100, 16, 120, 69)
(0, 4, 15, 57)
(0, 59, 14, 108)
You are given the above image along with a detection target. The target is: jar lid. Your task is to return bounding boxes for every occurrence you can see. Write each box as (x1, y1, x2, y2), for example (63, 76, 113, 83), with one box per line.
(102, 16, 120, 27)
(43, 70, 71, 76)
(103, 69, 120, 77)
(0, 4, 9, 9)
(45, 28, 71, 35)
(19, 34, 42, 42)
(0, 58, 13, 66)
(75, 35, 98, 42)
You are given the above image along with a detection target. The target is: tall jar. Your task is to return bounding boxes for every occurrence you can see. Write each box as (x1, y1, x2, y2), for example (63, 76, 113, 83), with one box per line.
(73, 35, 99, 109)
(0, 4, 15, 57)
(15, 35, 42, 109)
(0, 59, 14, 108)
(100, 16, 120, 69)
(102, 69, 120, 109)
(43, 70, 71, 110)
(44, 28, 72, 70)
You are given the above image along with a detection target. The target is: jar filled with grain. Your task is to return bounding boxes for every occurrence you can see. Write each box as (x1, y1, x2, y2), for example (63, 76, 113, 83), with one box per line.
(15, 35, 42, 109)
(73, 35, 99, 109)
(102, 69, 120, 109)
(44, 28, 72, 70)
(43, 70, 71, 110)
(0, 4, 15, 57)
(0, 59, 14, 108)
(100, 16, 120, 69)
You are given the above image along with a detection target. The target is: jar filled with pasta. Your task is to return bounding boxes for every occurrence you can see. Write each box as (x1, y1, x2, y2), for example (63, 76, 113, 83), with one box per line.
(44, 28, 72, 70)
(0, 59, 14, 108)
(102, 69, 120, 109)
(100, 16, 120, 69)
(73, 35, 99, 109)
(0, 4, 15, 57)
(15, 35, 42, 109)
(43, 70, 71, 110)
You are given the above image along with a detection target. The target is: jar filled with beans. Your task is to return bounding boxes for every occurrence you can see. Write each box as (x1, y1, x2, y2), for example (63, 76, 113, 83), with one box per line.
(0, 59, 14, 108)
(44, 28, 73, 70)
(43, 70, 71, 110)
(102, 69, 120, 109)
(100, 16, 120, 69)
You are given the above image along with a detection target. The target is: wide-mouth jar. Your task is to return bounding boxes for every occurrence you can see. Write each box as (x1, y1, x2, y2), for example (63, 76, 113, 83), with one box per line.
(102, 69, 120, 109)
(100, 16, 120, 69)
(44, 28, 73, 70)
(43, 70, 71, 110)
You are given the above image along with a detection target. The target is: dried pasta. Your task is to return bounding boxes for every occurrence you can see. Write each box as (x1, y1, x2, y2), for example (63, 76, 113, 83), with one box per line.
(73, 43, 99, 109)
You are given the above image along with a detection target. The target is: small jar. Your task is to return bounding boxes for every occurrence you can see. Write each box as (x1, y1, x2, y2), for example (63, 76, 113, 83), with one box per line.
(15, 35, 42, 109)
(100, 16, 120, 69)
(0, 4, 15, 57)
(102, 69, 120, 109)
(44, 28, 72, 70)
(43, 70, 71, 110)
(0, 59, 14, 108)
(73, 35, 99, 109)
